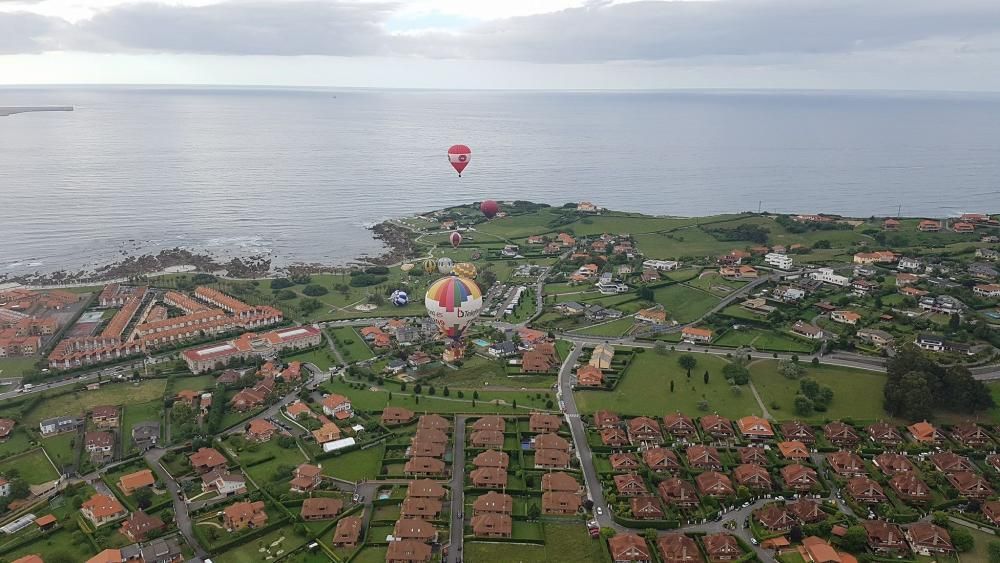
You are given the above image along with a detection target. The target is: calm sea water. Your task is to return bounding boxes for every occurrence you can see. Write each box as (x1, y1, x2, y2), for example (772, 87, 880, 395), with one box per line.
(2, 87, 999, 277)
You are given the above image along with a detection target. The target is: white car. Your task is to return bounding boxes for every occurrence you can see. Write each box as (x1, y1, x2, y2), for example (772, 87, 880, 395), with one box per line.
(595, 507, 603, 516)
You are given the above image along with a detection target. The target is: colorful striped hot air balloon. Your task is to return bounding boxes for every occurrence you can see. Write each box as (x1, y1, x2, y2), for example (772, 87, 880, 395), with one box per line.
(452, 262, 477, 279)
(425, 276, 483, 340)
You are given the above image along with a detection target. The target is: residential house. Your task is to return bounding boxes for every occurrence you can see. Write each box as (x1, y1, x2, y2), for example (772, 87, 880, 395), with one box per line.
(473, 491, 512, 515)
(946, 471, 993, 500)
(321, 394, 353, 419)
(470, 467, 507, 489)
(908, 421, 942, 444)
(535, 448, 571, 469)
(189, 447, 227, 474)
(700, 415, 734, 440)
(393, 518, 438, 543)
(737, 416, 774, 441)
(631, 496, 664, 520)
(635, 307, 669, 324)
(681, 327, 713, 343)
(918, 220, 942, 232)
(828, 451, 867, 476)
(223, 501, 268, 531)
(703, 533, 742, 562)
(577, 364, 604, 387)
(594, 410, 621, 429)
(542, 472, 580, 493)
(846, 477, 887, 504)
(407, 479, 447, 499)
(543, 491, 582, 515)
(91, 405, 120, 429)
(756, 505, 795, 531)
(85, 431, 115, 463)
(658, 478, 699, 508)
(873, 453, 914, 475)
(312, 422, 342, 445)
(781, 464, 819, 492)
(386, 540, 432, 563)
(780, 421, 815, 444)
(529, 413, 562, 433)
(38, 415, 80, 436)
(472, 415, 505, 433)
(119, 511, 164, 542)
(951, 422, 992, 448)
(382, 407, 415, 426)
(202, 470, 247, 496)
(118, 469, 155, 496)
(733, 464, 772, 491)
(470, 430, 504, 449)
(473, 450, 509, 469)
(401, 497, 442, 520)
(245, 418, 276, 442)
(787, 499, 825, 523)
(657, 534, 703, 563)
(627, 416, 663, 446)
(81, 494, 128, 527)
(974, 284, 1000, 298)
(663, 413, 696, 438)
(687, 445, 722, 470)
(831, 311, 861, 325)
(889, 473, 932, 504)
(643, 448, 680, 473)
(404, 457, 446, 477)
(861, 520, 909, 554)
(867, 422, 903, 447)
(614, 473, 648, 497)
(930, 452, 975, 474)
(300, 498, 343, 521)
(601, 428, 630, 447)
(608, 534, 651, 563)
(857, 329, 894, 349)
(791, 322, 824, 340)
(823, 422, 860, 447)
(471, 513, 513, 539)
(333, 516, 364, 548)
(906, 523, 954, 555)
(417, 414, 450, 431)
(131, 421, 159, 451)
(983, 501, 1000, 526)
(589, 343, 615, 369)
(289, 463, 323, 492)
(739, 447, 770, 465)
(696, 472, 734, 497)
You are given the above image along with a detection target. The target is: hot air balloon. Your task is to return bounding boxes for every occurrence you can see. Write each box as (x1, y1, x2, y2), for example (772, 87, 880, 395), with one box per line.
(480, 200, 499, 219)
(452, 262, 477, 279)
(400, 263, 415, 272)
(390, 290, 409, 307)
(425, 276, 483, 340)
(448, 145, 471, 176)
(449, 231, 462, 248)
(437, 257, 454, 274)
(423, 259, 437, 274)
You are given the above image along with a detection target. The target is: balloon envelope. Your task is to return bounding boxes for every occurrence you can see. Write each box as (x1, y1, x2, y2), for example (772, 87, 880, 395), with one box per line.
(448, 145, 471, 176)
(480, 200, 499, 219)
(449, 231, 462, 248)
(437, 257, 454, 274)
(423, 259, 437, 274)
(390, 290, 409, 307)
(425, 276, 483, 339)
(453, 262, 477, 279)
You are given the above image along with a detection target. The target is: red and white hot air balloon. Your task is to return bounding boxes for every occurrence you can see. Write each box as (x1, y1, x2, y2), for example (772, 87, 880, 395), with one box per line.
(449, 231, 462, 248)
(448, 144, 471, 177)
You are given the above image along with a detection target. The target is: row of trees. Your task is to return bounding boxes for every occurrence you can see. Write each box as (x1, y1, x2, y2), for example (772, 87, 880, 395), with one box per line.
(883, 344, 994, 421)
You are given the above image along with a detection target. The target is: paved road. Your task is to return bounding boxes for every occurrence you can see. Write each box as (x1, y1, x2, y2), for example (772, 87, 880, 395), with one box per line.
(556, 343, 618, 529)
(145, 447, 208, 559)
(446, 416, 467, 563)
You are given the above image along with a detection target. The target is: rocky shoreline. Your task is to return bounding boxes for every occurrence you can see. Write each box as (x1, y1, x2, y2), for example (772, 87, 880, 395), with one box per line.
(2, 219, 418, 287)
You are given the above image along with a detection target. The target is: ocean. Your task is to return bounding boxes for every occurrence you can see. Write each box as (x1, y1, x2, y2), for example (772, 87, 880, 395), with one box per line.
(2, 86, 999, 277)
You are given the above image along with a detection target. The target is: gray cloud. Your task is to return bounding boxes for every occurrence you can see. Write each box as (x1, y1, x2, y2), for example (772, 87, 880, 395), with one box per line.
(0, 11, 60, 53)
(11, 0, 1000, 64)
(78, 1, 395, 56)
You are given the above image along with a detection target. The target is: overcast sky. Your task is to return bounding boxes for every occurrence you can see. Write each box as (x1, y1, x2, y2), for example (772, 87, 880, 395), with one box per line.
(3, 0, 1000, 90)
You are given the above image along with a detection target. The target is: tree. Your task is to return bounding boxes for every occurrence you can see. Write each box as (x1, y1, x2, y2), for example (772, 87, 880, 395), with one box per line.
(654, 341, 667, 355)
(987, 541, 1000, 563)
(678, 354, 697, 378)
(443, 386, 450, 397)
(527, 503, 541, 520)
(723, 362, 750, 385)
(638, 287, 654, 301)
(299, 298, 322, 315)
(840, 525, 869, 553)
(948, 527, 974, 552)
(949, 312, 961, 332)
(703, 370, 709, 384)
(473, 391, 480, 400)
(134, 487, 153, 509)
(789, 525, 803, 543)
(670, 380, 675, 393)
(794, 396, 814, 416)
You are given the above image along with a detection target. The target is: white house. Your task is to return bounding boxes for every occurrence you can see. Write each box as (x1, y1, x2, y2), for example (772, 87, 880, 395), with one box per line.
(973, 284, 1000, 298)
(811, 268, 850, 287)
(322, 437, 357, 453)
(897, 257, 923, 272)
(0, 478, 10, 498)
(202, 470, 247, 497)
(764, 253, 794, 270)
(596, 281, 629, 295)
(321, 394, 353, 419)
(642, 259, 678, 271)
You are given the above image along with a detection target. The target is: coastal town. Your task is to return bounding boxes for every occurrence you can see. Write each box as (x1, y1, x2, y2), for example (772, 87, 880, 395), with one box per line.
(0, 202, 999, 563)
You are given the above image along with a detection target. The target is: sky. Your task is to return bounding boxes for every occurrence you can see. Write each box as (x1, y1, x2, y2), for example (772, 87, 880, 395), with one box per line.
(3, 0, 1000, 90)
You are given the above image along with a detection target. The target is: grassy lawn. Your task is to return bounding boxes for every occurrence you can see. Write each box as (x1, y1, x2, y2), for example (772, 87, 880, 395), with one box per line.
(351, 546, 388, 563)
(121, 400, 162, 453)
(652, 283, 721, 323)
(574, 350, 760, 417)
(0, 357, 38, 378)
(20, 379, 168, 427)
(0, 428, 36, 458)
(466, 522, 609, 563)
(324, 379, 550, 415)
(172, 374, 217, 392)
(329, 327, 375, 362)
(750, 360, 888, 422)
(634, 229, 737, 260)
(953, 524, 999, 563)
(230, 437, 308, 484)
(686, 272, 747, 297)
(0, 448, 60, 484)
(41, 432, 76, 472)
(571, 316, 636, 337)
(213, 524, 310, 563)
(714, 328, 816, 353)
(1, 526, 98, 563)
(286, 347, 337, 371)
(321, 444, 385, 482)
(719, 304, 765, 322)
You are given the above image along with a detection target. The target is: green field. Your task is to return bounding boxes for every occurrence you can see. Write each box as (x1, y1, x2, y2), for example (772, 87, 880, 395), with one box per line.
(40, 432, 76, 471)
(0, 448, 60, 484)
(571, 316, 636, 337)
(214, 524, 309, 563)
(329, 327, 375, 362)
(652, 284, 721, 323)
(0, 429, 34, 458)
(321, 444, 385, 482)
(0, 357, 38, 378)
(17, 379, 168, 426)
(466, 523, 609, 563)
(323, 378, 548, 415)
(750, 360, 888, 421)
(714, 329, 816, 353)
(953, 523, 999, 563)
(121, 400, 162, 452)
(634, 229, 737, 260)
(286, 347, 337, 371)
(446, 355, 553, 389)
(574, 350, 760, 417)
